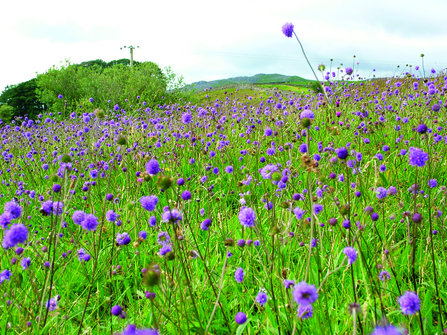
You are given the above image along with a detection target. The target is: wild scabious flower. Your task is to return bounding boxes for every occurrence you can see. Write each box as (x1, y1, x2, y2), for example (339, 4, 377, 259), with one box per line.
(41, 200, 53, 216)
(111, 305, 123, 316)
(313, 204, 323, 215)
(2, 224, 28, 249)
(145, 159, 160, 175)
(284, 279, 295, 289)
(46, 297, 58, 311)
(281, 22, 294, 38)
(225, 165, 233, 173)
(0, 213, 12, 229)
(336, 147, 349, 160)
(376, 187, 387, 199)
(4, 202, 22, 219)
(72, 211, 86, 225)
(235, 312, 247, 324)
(119, 325, 159, 335)
(379, 270, 391, 281)
(398, 291, 420, 315)
(162, 208, 182, 223)
(158, 244, 172, 256)
(370, 324, 402, 335)
(116, 233, 131, 246)
(0, 269, 12, 284)
(259, 164, 279, 179)
(343, 246, 357, 265)
(293, 206, 306, 220)
(21, 257, 31, 270)
(157, 232, 170, 245)
(77, 249, 91, 262)
(181, 190, 192, 201)
(106, 210, 117, 222)
(81, 214, 99, 231)
(298, 304, 313, 319)
(238, 207, 256, 227)
(408, 147, 428, 167)
(52, 201, 64, 216)
(429, 179, 437, 188)
(181, 112, 193, 124)
(200, 218, 212, 231)
(293, 281, 318, 306)
(387, 186, 397, 196)
(140, 195, 158, 211)
(300, 109, 314, 119)
(235, 268, 244, 283)
(345, 67, 353, 75)
(256, 291, 268, 306)
(416, 124, 428, 134)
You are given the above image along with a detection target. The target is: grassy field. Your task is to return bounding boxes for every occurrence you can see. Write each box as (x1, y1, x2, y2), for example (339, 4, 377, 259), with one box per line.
(0, 72, 446, 335)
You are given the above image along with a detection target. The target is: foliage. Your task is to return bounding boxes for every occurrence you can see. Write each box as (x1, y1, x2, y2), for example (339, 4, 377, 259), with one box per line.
(0, 103, 14, 123)
(0, 78, 46, 119)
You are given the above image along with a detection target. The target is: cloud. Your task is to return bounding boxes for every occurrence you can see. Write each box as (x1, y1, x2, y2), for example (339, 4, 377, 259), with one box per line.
(16, 19, 120, 44)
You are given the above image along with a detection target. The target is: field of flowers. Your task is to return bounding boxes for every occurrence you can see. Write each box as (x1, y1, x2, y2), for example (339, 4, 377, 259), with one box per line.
(0, 26, 446, 335)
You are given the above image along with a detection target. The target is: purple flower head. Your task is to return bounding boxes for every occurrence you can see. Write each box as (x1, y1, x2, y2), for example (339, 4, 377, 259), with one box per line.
(52, 201, 64, 216)
(41, 200, 53, 216)
(0, 269, 12, 284)
(416, 124, 428, 134)
(398, 291, 420, 315)
(408, 147, 428, 167)
(145, 159, 160, 175)
(158, 244, 172, 256)
(379, 270, 391, 281)
(106, 210, 117, 222)
(293, 206, 306, 220)
(370, 324, 402, 335)
(4, 202, 22, 219)
(162, 208, 182, 223)
(0, 213, 12, 229)
(2, 224, 28, 249)
(298, 304, 313, 319)
(181, 112, 193, 124)
(376, 187, 387, 199)
(119, 325, 159, 335)
(116, 233, 131, 246)
(284, 279, 295, 289)
(256, 291, 268, 307)
(343, 246, 357, 265)
(293, 281, 318, 306)
(238, 207, 256, 227)
(111, 305, 123, 316)
(200, 218, 212, 231)
(139, 231, 147, 240)
(140, 195, 158, 211)
(429, 179, 437, 188)
(282, 22, 294, 38)
(225, 165, 233, 173)
(235, 267, 244, 283)
(259, 164, 279, 179)
(300, 109, 314, 119)
(21, 257, 31, 270)
(387, 186, 397, 196)
(81, 214, 99, 231)
(72, 211, 85, 225)
(336, 147, 349, 160)
(157, 232, 170, 245)
(345, 67, 353, 75)
(181, 190, 192, 201)
(235, 312, 247, 324)
(46, 297, 59, 311)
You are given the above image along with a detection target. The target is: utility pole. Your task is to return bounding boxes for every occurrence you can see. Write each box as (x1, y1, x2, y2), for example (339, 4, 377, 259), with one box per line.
(120, 45, 139, 67)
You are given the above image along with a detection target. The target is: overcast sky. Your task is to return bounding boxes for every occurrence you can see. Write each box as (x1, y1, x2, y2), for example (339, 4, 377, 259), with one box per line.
(1, 0, 447, 92)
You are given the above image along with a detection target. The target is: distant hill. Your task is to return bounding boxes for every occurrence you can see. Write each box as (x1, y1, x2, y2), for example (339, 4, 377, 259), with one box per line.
(186, 73, 310, 91)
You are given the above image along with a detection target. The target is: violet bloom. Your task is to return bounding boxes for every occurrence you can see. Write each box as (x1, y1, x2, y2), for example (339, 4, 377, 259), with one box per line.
(238, 207, 256, 227)
(343, 246, 357, 265)
(408, 147, 428, 167)
(293, 281, 318, 306)
(398, 291, 420, 315)
(281, 22, 294, 38)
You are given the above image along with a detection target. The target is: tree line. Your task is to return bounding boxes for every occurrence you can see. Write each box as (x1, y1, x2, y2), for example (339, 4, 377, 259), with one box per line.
(0, 59, 192, 123)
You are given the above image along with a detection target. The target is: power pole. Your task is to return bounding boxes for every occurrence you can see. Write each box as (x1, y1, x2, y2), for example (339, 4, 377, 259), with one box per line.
(120, 45, 139, 67)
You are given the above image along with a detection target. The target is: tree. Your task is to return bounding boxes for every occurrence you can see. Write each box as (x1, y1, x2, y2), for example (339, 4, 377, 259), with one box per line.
(0, 78, 46, 119)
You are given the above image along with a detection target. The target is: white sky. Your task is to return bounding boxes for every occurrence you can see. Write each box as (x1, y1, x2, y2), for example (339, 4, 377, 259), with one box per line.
(1, 0, 447, 92)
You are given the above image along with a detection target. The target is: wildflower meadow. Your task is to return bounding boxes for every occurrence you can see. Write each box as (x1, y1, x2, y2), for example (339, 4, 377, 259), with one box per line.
(0, 23, 446, 335)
